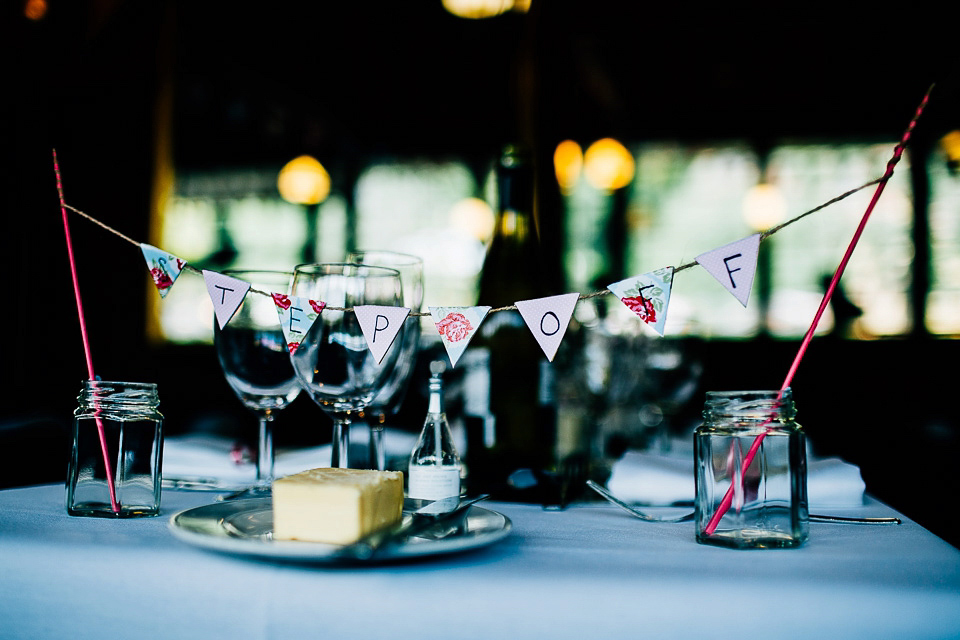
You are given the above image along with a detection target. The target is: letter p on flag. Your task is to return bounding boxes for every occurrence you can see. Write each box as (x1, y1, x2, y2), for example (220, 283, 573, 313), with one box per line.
(354, 305, 411, 364)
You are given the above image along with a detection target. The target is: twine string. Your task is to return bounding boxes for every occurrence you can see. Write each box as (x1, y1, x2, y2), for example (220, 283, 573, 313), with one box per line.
(63, 166, 890, 316)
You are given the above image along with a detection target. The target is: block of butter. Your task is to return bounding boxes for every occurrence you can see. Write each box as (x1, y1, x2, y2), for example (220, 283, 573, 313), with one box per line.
(272, 468, 404, 544)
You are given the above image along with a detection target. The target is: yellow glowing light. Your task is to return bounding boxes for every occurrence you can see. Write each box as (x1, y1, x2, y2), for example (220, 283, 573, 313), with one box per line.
(941, 130, 960, 164)
(443, 0, 514, 19)
(583, 138, 635, 191)
(450, 197, 496, 242)
(24, 0, 47, 20)
(277, 155, 331, 205)
(554, 140, 583, 192)
(742, 183, 787, 232)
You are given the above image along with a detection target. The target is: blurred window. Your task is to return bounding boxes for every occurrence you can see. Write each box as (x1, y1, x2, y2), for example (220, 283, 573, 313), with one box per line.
(154, 161, 486, 343)
(154, 143, 949, 343)
(565, 141, 915, 338)
(927, 144, 960, 335)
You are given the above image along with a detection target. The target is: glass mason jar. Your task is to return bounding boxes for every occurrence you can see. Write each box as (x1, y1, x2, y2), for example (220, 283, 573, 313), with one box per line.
(66, 380, 164, 518)
(694, 389, 808, 548)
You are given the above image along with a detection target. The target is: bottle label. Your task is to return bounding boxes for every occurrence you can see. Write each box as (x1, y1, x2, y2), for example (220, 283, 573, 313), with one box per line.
(408, 465, 461, 500)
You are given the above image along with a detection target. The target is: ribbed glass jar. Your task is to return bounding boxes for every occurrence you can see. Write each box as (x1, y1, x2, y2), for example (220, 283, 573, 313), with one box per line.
(66, 381, 164, 518)
(694, 389, 808, 548)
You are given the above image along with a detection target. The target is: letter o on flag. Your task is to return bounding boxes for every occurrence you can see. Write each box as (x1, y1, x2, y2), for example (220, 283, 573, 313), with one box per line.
(540, 311, 560, 336)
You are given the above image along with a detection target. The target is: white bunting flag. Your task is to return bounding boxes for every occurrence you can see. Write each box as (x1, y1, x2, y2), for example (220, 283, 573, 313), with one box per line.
(272, 293, 325, 354)
(607, 267, 674, 336)
(140, 243, 187, 298)
(202, 270, 251, 329)
(696, 233, 761, 307)
(430, 306, 491, 367)
(515, 293, 580, 362)
(354, 305, 411, 364)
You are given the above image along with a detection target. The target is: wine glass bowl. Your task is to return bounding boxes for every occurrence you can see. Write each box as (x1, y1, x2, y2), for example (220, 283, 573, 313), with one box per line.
(213, 270, 301, 493)
(346, 250, 424, 470)
(290, 263, 405, 468)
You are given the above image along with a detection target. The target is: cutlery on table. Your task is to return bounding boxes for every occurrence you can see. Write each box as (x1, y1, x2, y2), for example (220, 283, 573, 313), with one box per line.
(586, 480, 901, 525)
(339, 494, 490, 560)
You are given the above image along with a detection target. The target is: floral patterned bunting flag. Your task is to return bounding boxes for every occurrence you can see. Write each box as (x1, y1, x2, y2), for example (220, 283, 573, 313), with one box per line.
(202, 270, 251, 329)
(607, 267, 674, 336)
(515, 292, 580, 362)
(354, 305, 412, 364)
(272, 293, 325, 354)
(140, 243, 187, 298)
(695, 233, 760, 307)
(430, 306, 491, 367)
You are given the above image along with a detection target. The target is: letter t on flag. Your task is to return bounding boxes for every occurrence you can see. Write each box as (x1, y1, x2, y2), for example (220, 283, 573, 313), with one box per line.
(695, 233, 761, 307)
(202, 270, 251, 329)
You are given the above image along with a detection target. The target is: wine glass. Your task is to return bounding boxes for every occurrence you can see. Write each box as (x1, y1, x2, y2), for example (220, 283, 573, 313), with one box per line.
(346, 250, 424, 470)
(213, 270, 301, 494)
(290, 263, 405, 468)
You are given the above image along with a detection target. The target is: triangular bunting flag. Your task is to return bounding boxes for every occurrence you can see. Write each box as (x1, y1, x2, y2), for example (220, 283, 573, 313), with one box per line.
(202, 270, 251, 329)
(140, 243, 187, 298)
(695, 233, 761, 307)
(272, 293, 325, 353)
(607, 267, 674, 336)
(354, 305, 411, 364)
(515, 293, 579, 362)
(430, 306, 491, 367)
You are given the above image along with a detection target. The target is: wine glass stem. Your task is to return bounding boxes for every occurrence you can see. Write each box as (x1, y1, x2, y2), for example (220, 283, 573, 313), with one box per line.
(332, 418, 351, 468)
(257, 412, 275, 485)
(371, 426, 385, 471)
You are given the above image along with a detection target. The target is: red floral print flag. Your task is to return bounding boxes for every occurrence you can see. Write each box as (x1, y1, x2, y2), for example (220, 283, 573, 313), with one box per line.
(429, 306, 491, 367)
(140, 243, 187, 298)
(607, 267, 674, 336)
(272, 293, 325, 354)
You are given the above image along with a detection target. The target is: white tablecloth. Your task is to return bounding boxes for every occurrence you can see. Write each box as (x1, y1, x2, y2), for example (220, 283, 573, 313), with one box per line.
(1, 484, 959, 640)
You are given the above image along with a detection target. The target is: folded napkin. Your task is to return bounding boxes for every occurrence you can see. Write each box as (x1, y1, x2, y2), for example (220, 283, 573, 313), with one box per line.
(607, 442, 866, 508)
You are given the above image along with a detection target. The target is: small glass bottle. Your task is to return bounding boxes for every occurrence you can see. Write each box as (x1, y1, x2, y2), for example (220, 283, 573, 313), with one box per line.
(66, 380, 164, 518)
(694, 389, 808, 548)
(408, 362, 461, 500)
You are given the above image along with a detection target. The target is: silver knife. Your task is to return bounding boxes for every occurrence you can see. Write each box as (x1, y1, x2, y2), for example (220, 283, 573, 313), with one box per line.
(339, 494, 490, 560)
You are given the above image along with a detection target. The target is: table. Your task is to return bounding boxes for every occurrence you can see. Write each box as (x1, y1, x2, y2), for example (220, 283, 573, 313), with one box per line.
(2, 484, 959, 640)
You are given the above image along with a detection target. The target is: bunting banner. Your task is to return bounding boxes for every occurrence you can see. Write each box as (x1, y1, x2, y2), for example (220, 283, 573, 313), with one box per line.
(696, 233, 761, 307)
(515, 293, 580, 362)
(607, 267, 675, 336)
(431, 306, 491, 367)
(140, 243, 186, 298)
(203, 270, 251, 329)
(354, 305, 411, 364)
(52, 86, 933, 385)
(272, 293, 325, 354)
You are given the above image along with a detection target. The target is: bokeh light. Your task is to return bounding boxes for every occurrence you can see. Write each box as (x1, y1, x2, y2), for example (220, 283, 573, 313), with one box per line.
(277, 155, 331, 205)
(450, 197, 496, 243)
(583, 138, 635, 191)
(554, 140, 583, 193)
(742, 183, 787, 231)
